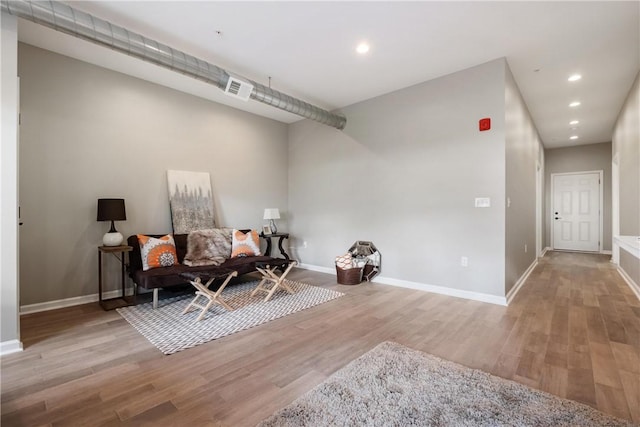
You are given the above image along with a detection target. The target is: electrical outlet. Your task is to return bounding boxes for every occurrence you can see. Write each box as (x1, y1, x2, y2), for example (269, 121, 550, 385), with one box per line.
(475, 198, 490, 208)
(461, 256, 468, 267)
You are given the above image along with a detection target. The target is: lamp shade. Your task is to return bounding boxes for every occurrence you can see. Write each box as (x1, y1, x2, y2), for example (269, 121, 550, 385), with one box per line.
(263, 208, 280, 220)
(97, 198, 126, 221)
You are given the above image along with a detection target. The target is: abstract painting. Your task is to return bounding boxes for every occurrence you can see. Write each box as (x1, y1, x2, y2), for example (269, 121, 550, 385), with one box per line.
(167, 170, 216, 234)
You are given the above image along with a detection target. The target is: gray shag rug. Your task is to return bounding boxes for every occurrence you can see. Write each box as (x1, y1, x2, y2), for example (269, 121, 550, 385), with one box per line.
(259, 341, 634, 427)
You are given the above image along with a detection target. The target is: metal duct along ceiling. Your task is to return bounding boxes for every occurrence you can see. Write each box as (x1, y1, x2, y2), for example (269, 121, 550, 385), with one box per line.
(1, 0, 347, 130)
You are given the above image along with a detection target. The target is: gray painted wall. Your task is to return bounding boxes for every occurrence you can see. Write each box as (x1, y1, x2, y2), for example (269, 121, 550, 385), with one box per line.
(1, 13, 21, 348)
(613, 71, 640, 236)
(18, 43, 288, 306)
(504, 63, 543, 295)
(544, 142, 612, 250)
(289, 59, 507, 298)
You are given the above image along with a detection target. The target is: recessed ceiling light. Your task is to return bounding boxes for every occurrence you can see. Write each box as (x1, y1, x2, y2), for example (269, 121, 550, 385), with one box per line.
(568, 74, 582, 82)
(569, 101, 581, 107)
(569, 120, 580, 125)
(356, 43, 370, 54)
(570, 135, 579, 140)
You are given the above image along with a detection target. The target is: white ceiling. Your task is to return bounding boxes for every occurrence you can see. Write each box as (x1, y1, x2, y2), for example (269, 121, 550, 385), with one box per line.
(16, 1, 640, 148)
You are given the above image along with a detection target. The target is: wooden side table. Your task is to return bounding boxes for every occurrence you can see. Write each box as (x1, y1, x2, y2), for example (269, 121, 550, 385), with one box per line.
(98, 245, 134, 310)
(260, 232, 290, 260)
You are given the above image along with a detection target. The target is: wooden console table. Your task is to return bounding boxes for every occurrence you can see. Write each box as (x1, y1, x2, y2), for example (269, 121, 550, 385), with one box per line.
(98, 245, 134, 310)
(260, 232, 290, 260)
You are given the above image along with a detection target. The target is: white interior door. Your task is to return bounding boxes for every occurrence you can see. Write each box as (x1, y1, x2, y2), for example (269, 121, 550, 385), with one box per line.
(552, 172, 601, 252)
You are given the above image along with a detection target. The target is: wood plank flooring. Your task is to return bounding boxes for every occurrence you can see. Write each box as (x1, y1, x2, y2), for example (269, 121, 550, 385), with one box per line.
(1, 251, 638, 426)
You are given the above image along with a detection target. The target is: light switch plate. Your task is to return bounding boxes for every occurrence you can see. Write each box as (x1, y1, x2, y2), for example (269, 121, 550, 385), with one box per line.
(475, 197, 491, 208)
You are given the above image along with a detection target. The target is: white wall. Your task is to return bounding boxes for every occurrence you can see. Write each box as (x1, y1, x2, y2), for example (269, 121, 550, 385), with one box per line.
(612, 71, 640, 287)
(0, 12, 22, 354)
(613, 71, 640, 237)
(504, 63, 543, 295)
(289, 59, 507, 299)
(18, 43, 289, 305)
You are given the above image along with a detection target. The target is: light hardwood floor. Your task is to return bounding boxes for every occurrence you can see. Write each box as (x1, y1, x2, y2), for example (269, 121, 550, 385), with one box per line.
(1, 251, 639, 426)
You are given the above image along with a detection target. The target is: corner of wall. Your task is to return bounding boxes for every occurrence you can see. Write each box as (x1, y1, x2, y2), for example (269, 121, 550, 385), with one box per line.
(612, 70, 640, 237)
(0, 339, 24, 356)
(503, 59, 542, 296)
(0, 12, 22, 350)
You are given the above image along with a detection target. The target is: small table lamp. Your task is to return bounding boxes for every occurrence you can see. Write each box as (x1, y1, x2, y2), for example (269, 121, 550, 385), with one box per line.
(263, 208, 280, 234)
(97, 198, 126, 246)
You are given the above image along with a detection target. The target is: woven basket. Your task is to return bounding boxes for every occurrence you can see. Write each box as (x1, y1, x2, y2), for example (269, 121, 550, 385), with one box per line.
(336, 266, 363, 285)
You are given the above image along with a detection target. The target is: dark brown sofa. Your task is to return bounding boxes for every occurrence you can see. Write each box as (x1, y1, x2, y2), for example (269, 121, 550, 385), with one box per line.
(127, 232, 282, 308)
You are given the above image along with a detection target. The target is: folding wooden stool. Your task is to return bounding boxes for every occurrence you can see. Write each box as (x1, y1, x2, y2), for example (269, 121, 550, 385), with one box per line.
(181, 270, 238, 322)
(251, 260, 298, 302)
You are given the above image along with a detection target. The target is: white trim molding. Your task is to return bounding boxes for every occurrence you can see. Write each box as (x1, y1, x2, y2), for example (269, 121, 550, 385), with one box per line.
(550, 170, 604, 253)
(20, 289, 134, 315)
(0, 339, 23, 356)
(614, 236, 640, 300)
(540, 246, 551, 258)
(611, 155, 620, 264)
(373, 276, 507, 306)
(297, 263, 334, 275)
(506, 258, 538, 304)
(297, 264, 507, 306)
(617, 265, 640, 300)
(615, 235, 640, 259)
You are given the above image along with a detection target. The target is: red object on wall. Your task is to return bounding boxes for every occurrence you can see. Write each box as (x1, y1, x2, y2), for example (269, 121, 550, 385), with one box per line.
(479, 118, 491, 131)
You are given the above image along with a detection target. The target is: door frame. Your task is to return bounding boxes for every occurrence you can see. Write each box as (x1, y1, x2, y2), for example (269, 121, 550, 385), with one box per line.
(550, 170, 603, 253)
(536, 161, 543, 257)
(611, 154, 620, 263)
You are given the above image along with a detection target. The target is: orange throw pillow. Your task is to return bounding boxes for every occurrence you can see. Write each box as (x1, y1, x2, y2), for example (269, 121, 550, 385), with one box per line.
(231, 229, 261, 258)
(137, 234, 179, 271)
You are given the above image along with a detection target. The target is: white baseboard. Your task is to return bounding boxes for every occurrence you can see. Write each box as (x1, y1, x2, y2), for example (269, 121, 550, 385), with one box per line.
(373, 276, 507, 306)
(617, 265, 640, 300)
(544, 246, 615, 257)
(506, 258, 538, 304)
(0, 339, 23, 356)
(615, 236, 640, 259)
(297, 263, 507, 306)
(20, 289, 134, 315)
(297, 263, 335, 275)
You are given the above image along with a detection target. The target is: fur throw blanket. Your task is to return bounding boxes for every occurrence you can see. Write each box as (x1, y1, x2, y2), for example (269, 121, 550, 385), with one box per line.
(183, 228, 232, 266)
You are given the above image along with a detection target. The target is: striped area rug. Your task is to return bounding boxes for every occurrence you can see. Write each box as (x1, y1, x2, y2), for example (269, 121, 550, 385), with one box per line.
(117, 280, 344, 355)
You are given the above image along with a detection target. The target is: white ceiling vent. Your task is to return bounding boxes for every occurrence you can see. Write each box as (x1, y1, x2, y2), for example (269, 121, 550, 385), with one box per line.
(224, 77, 254, 101)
